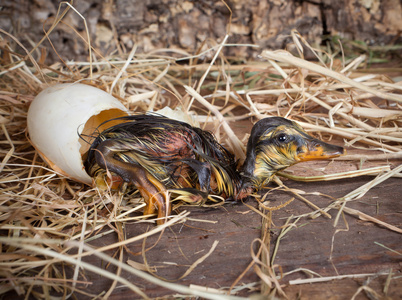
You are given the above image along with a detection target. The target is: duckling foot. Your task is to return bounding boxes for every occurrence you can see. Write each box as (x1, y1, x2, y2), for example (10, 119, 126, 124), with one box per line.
(136, 170, 171, 225)
(169, 188, 209, 205)
(94, 140, 171, 225)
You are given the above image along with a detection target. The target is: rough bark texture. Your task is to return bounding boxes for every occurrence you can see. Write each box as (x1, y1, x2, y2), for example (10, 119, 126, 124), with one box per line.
(1, 0, 401, 62)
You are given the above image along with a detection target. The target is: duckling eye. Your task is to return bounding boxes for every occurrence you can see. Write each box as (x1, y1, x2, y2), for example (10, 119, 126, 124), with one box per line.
(276, 133, 288, 143)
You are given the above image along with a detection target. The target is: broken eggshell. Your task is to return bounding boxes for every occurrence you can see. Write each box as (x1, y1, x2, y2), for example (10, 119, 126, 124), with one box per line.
(27, 83, 129, 185)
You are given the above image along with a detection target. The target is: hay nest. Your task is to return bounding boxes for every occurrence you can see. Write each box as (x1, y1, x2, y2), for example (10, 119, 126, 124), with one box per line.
(0, 6, 401, 299)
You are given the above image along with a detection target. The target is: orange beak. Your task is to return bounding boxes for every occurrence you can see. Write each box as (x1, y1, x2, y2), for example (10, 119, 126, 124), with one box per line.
(297, 138, 345, 162)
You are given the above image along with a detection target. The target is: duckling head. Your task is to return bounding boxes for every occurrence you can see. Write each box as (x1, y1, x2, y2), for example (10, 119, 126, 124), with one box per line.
(241, 117, 345, 190)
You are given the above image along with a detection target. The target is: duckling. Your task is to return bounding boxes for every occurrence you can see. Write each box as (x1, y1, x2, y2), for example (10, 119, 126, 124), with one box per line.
(84, 114, 344, 224)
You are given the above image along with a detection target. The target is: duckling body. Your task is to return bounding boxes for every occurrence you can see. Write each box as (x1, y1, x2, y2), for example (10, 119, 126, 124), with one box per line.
(85, 114, 344, 224)
(85, 115, 243, 223)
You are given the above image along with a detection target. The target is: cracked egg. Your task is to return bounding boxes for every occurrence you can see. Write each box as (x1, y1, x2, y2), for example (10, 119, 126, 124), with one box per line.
(27, 83, 129, 185)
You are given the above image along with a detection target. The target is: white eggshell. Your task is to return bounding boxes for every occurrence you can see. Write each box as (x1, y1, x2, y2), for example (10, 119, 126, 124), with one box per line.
(154, 106, 200, 127)
(27, 83, 128, 184)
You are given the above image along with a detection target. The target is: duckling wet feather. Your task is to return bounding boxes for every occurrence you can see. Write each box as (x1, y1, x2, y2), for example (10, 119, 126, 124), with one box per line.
(85, 114, 242, 201)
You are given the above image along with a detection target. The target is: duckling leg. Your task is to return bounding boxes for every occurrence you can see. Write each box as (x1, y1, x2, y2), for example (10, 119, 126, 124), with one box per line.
(94, 140, 170, 225)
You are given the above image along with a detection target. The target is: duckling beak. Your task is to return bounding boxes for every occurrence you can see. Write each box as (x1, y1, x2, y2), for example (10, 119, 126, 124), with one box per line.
(297, 137, 345, 162)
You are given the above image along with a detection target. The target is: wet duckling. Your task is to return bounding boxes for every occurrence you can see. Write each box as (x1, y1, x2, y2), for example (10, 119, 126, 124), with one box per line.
(84, 114, 344, 224)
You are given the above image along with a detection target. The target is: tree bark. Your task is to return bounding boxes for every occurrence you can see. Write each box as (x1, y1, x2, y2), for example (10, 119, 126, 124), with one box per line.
(1, 0, 401, 62)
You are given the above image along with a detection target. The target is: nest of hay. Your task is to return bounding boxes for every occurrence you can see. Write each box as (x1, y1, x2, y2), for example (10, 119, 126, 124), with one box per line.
(0, 5, 401, 299)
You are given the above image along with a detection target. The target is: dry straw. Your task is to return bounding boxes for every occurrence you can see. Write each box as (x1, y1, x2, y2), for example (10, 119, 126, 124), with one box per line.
(0, 2, 401, 299)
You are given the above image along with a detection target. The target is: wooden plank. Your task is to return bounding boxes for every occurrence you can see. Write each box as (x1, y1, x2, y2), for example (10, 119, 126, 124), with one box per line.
(284, 277, 402, 300)
(76, 173, 402, 299)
